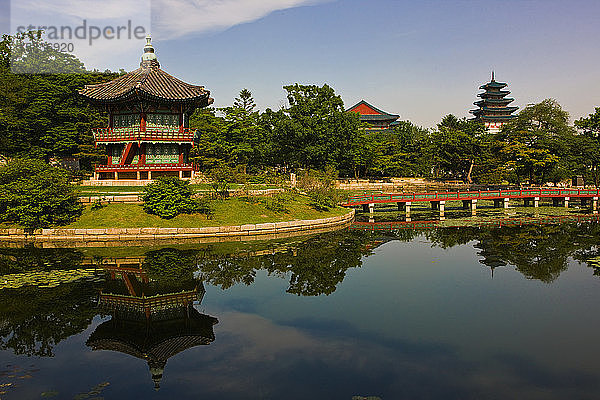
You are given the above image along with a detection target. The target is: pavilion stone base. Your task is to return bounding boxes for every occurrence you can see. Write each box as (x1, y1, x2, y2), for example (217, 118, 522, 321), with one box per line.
(84, 170, 195, 186)
(82, 179, 154, 187)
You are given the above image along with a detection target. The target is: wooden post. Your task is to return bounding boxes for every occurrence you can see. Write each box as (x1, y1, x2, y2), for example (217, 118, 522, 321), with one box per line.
(503, 198, 509, 209)
(564, 197, 570, 208)
(534, 197, 539, 207)
(593, 197, 598, 214)
(178, 144, 184, 164)
(439, 200, 445, 220)
(471, 199, 477, 216)
(405, 202, 411, 218)
(369, 203, 375, 215)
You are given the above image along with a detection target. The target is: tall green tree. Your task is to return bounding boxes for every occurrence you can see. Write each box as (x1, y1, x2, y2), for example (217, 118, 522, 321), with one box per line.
(362, 121, 431, 178)
(271, 83, 361, 172)
(233, 88, 256, 113)
(0, 159, 83, 229)
(494, 99, 575, 184)
(7, 31, 85, 74)
(575, 107, 600, 187)
(0, 32, 118, 170)
(429, 115, 485, 182)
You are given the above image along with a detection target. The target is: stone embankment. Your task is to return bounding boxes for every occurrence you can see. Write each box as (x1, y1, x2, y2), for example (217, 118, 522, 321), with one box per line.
(0, 210, 355, 246)
(337, 177, 470, 192)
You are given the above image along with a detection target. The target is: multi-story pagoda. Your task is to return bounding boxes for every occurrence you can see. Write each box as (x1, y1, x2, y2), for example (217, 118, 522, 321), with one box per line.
(470, 72, 518, 133)
(346, 100, 400, 131)
(80, 36, 213, 182)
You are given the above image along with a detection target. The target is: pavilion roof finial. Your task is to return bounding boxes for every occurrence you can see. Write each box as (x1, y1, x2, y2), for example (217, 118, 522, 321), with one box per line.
(141, 34, 159, 68)
(491, 70, 495, 81)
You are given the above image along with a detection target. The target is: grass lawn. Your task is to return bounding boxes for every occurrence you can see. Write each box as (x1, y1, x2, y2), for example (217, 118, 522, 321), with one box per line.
(66, 195, 349, 229)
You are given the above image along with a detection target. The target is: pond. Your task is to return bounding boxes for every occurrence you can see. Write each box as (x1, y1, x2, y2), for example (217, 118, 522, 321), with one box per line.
(1, 219, 600, 399)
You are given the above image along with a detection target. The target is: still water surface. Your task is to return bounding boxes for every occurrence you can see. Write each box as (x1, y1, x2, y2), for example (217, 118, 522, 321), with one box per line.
(1, 220, 600, 399)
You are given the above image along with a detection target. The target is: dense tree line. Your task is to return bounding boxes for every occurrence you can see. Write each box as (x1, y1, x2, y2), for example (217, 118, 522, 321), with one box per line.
(0, 32, 120, 170)
(193, 90, 600, 186)
(2, 33, 600, 185)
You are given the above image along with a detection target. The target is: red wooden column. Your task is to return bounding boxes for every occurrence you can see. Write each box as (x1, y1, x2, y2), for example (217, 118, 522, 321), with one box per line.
(139, 143, 146, 164)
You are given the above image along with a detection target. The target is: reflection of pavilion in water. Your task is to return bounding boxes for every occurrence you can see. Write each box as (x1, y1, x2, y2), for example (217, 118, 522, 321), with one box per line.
(85, 257, 218, 390)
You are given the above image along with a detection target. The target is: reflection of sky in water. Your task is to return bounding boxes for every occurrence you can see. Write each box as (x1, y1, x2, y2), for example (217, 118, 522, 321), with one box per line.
(193, 238, 600, 399)
(1, 232, 600, 399)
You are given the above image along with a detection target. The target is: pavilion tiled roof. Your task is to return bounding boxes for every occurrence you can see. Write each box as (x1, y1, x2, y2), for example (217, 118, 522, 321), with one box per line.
(80, 36, 213, 106)
(346, 100, 399, 122)
(80, 65, 213, 105)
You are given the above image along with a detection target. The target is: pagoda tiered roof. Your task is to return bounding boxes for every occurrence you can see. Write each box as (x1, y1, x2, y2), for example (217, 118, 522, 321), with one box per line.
(479, 80, 508, 90)
(474, 98, 514, 106)
(478, 90, 511, 98)
(470, 72, 518, 124)
(473, 106, 519, 113)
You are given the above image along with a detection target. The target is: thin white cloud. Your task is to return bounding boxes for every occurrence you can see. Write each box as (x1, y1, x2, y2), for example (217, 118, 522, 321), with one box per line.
(152, 0, 330, 39)
(11, 0, 146, 22)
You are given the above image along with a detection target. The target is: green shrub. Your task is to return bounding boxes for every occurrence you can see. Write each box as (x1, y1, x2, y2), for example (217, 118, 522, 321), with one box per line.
(247, 170, 285, 185)
(297, 167, 340, 211)
(0, 159, 83, 230)
(90, 199, 106, 211)
(142, 177, 211, 219)
(308, 187, 338, 211)
(208, 165, 237, 199)
(261, 191, 290, 212)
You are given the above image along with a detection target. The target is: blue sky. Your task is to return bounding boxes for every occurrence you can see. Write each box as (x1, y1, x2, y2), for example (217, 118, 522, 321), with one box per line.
(2, 0, 600, 128)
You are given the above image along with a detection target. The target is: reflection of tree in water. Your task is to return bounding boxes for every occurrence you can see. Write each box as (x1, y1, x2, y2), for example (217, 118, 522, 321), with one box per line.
(141, 248, 201, 293)
(0, 282, 100, 357)
(424, 223, 600, 283)
(198, 230, 376, 296)
(0, 246, 84, 275)
(272, 230, 373, 296)
(0, 246, 99, 357)
(5, 220, 600, 359)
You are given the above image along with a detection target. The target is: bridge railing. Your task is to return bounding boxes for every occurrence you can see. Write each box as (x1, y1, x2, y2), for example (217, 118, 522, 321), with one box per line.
(348, 214, 600, 231)
(344, 188, 600, 206)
